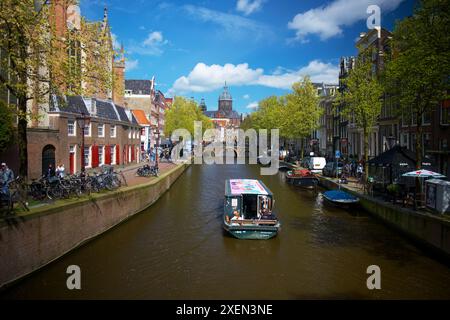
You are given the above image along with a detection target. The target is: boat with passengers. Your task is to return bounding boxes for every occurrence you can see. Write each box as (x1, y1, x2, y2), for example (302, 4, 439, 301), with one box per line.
(223, 179, 281, 240)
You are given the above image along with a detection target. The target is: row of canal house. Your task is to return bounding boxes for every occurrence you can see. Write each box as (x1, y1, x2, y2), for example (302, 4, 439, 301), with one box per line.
(305, 26, 450, 177)
(46, 95, 142, 176)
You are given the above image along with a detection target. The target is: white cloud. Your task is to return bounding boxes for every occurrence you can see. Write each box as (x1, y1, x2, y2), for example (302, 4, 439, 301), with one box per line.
(236, 0, 265, 16)
(128, 31, 169, 56)
(246, 101, 259, 110)
(169, 60, 339, 95)
(143, 31, 164, 46)
(243, 94, 250, 99)
(183, 5, 272, 41)
(288, 0, 405, 42)
(126, 59, 139, 71)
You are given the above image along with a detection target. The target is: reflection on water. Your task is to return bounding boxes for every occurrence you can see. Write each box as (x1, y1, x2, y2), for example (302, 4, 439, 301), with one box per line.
(2, 164, 450, 299)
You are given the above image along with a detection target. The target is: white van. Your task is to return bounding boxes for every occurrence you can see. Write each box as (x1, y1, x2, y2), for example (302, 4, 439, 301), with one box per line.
(308, 157, 327, 173)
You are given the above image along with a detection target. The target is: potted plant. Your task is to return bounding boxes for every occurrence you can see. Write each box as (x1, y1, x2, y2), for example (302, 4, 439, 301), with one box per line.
(387, 183, 400, 203)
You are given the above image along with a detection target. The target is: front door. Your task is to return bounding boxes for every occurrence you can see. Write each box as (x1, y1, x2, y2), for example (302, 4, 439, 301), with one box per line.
(69, 145, 75, 174)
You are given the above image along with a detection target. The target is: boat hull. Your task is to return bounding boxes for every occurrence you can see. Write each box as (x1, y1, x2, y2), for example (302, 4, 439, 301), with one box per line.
(223, 223, 280, 240)
(322, 190, 360, 209)
(286, 176, 318, 188)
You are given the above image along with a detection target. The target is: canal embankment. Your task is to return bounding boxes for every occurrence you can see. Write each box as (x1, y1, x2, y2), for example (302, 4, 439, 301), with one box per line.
(0, 162, 190, 290)
(318, 176, 450, 258)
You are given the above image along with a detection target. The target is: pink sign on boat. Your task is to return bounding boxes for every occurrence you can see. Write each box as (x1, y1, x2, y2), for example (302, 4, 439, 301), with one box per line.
(229, 179, 268, 195)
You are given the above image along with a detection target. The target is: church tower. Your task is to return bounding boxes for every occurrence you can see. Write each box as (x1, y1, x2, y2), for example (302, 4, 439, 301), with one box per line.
(199, 98, 207, 112)
(218, 82, 232, 114)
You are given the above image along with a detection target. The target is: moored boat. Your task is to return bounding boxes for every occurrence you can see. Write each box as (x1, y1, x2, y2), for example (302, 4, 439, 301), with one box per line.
(286, 169, 318, 188)
(223, 179, 280, 240)
(323, 190, 360, 208)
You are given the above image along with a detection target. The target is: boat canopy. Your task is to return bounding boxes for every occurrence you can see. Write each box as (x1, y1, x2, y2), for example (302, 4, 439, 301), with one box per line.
(225, 179, 272, 197)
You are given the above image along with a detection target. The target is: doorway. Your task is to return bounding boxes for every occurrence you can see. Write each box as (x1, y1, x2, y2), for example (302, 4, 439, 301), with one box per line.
(242, 194, 258, 219)
(42, 145, 56, 176)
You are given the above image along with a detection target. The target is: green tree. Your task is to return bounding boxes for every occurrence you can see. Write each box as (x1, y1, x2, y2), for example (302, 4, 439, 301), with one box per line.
(284, 77, 321, 158)
(250, 96, 284, 131)
(0, 100, 15, 154)
(0, 0, 115, 179)
(384, 0, 450, 168)
(335, 56, 383, 180)
(165, 96, 213, 137)
(241, 78, 321, 157)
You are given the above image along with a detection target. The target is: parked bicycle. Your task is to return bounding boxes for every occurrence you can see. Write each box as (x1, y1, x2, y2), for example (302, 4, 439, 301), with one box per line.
(137, 164, 159, 177)
(0, 176, 29, 214)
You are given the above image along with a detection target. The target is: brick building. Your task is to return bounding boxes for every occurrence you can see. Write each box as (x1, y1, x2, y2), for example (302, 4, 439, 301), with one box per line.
(45, 96, 141, 177)
(124, 79, 169, 149)
(0, 2, 133, 180)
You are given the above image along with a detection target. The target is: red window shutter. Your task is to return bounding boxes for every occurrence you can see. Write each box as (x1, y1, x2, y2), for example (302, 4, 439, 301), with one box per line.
(131, 145, 135, 161)
(116, 144, 120, 164)
(105, 145, 111, 165)
(125, 144, 128, 164)
(92, 145, 99, 168)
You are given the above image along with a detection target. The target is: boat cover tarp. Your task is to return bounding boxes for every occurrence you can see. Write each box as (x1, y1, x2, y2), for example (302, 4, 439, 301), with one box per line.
(323, 190, 358, 201)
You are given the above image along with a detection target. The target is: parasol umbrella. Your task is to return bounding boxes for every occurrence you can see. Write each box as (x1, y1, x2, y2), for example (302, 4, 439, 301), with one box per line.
(401, 170, 446, 210)
(402, 170, 446, 179)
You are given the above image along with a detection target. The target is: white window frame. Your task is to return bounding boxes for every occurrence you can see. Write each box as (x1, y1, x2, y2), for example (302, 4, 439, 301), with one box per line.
(98, 145, 104, 165)
(128, 145, 132, 162)
(98, 124, 105, 137)
(68, 120, 76, 136)
(110, 145, 116, 165)
(128, 128, 131, 139)
(110, 125, 116, 138)
(84, 123, 91, 137)
(84, 146, 91, 168)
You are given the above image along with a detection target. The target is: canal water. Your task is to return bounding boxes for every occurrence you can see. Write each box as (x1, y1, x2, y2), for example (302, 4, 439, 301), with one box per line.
(3, 164, 450, 299)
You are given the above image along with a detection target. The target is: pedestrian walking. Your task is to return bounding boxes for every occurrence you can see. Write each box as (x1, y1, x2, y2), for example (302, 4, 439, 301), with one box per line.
(357, 163, 363, 181)
(0, 162, 14, 194)
(56, 163, 65, 178)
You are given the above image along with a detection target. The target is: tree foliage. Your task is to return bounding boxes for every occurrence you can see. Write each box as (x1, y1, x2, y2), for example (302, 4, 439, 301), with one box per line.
(0, 0, 117, 178)
(284, 77, 321, 140)
(335, 55, 383, 179)
(165, 96, 213, 137)
(0, 100, 15, 154)
(244, 77, 322, 157)
(384, 0, 450, 167)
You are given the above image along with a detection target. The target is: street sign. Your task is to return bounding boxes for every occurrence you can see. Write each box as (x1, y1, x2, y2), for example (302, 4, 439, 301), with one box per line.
(335, 150, 341, 159)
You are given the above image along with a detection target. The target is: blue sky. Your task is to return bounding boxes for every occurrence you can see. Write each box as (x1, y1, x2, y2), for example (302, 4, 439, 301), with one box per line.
(80, 0, 415, 114)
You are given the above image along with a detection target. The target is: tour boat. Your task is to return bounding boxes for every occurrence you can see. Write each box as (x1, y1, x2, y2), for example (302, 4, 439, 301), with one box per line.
(223, 179, 280, 240)
(285, 169, 318, 189)
(322, 190, 360, 208)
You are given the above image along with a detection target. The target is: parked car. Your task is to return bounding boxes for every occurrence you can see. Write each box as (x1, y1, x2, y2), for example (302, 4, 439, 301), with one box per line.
(322, 162, 343, 177)
(308, 157, 327, 173)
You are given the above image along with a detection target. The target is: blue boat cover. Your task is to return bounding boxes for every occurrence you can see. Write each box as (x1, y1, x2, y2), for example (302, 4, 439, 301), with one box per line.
(323, 190, 358, 201)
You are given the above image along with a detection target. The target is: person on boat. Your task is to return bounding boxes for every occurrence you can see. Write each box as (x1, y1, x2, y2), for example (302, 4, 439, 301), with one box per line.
(259, 196, 270, 219)
(229, 210, 243, 225)
(261, 210, 276, 220)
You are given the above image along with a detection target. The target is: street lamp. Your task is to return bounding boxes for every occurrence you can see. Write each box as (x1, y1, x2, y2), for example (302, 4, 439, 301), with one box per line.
(76, 112, 91, 174)
(153, 126, 160, 169)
